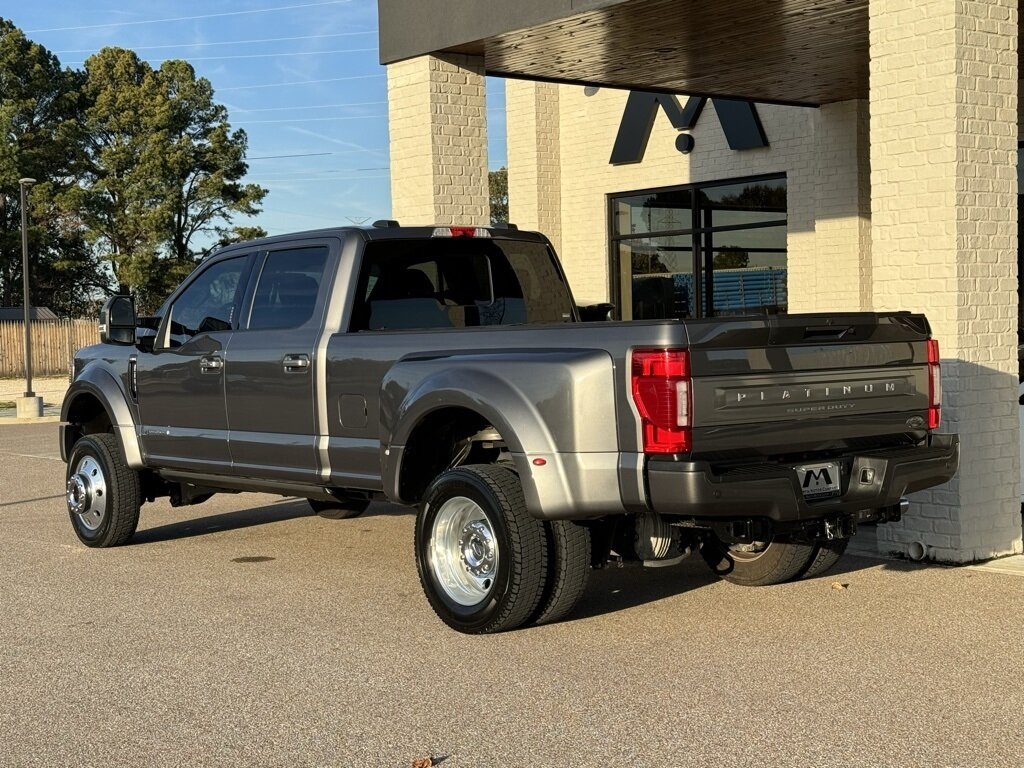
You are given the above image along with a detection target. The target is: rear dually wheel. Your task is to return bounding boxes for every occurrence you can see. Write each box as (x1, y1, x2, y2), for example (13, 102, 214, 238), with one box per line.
(415, 464, 547, 634)
(700, 533, 815, 586)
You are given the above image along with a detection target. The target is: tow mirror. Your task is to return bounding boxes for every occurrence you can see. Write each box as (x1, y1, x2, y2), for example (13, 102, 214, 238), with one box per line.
(579, 302, 615, 322)
(100, 295, 137, 345)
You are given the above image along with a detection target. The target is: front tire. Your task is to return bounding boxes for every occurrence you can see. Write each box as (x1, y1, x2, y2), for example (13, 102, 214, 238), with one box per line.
(415, 464, 547, 634)
(66, 433, 141, 548)
(700, 534, 815, 586)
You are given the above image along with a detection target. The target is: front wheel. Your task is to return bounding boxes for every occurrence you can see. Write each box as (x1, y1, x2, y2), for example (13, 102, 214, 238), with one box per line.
(415, 464, 547, 634)
(700, 534, 815, 586)
(66, 433, 141, 548)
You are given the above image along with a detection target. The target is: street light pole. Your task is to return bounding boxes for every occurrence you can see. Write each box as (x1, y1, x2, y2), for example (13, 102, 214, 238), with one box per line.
(19, 177, 36, 398)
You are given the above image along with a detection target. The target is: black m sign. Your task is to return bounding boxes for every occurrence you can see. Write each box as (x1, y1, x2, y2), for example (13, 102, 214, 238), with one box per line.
(610, 92, 769, 165)
(803, 467, 833, 489)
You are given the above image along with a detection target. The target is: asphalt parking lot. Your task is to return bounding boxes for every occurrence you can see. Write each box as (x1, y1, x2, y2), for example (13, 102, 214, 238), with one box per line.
(1, 421, 1022, 768)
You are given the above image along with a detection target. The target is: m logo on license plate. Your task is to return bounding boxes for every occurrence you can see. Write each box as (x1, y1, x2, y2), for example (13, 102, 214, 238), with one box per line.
(797, 462, 840, 500)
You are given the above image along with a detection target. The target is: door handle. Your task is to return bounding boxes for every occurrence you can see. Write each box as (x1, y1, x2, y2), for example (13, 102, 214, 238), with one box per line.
(283, 354, 311, 373)
(199, 356, 223, 373)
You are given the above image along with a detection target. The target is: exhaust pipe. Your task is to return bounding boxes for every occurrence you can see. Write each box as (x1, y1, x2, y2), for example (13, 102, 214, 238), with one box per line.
(906, 541, 928, 562)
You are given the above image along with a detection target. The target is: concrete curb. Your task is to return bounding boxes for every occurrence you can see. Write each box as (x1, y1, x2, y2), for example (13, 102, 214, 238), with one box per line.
(967, 554, 1024, 578)
(0, 415, 60, 426)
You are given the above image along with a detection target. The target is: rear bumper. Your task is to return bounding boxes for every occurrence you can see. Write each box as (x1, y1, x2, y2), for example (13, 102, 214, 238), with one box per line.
(646, 433, 959, 522)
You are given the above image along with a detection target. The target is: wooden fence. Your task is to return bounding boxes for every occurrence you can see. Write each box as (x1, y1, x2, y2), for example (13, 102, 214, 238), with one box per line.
(0, 320, 99, 378)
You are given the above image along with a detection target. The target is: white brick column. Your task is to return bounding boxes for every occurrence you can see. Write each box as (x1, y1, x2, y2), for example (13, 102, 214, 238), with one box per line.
(812, 100, 872, 311)
(870, 0, 1022, 561)
(507, 79, 562, 253)
(387, 54, 489, 225)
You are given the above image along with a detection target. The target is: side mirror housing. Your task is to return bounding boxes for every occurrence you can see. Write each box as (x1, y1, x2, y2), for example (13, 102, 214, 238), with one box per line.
(99, 295, 137, 345)
(578, 302, 615, 322)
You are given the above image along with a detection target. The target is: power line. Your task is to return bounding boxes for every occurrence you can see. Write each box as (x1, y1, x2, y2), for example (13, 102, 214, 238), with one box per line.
(236, 114, 385, 124)
(27, 1, 352, 33)
(249, 151, 334, 160)
(248, 149, 386, 159)
(218, 74, 384, 91)
(66, 47, 377, 65)
(256, 175, 389, 183)
(251, 167, 390, 178)
(53, 31, 377, 55)
(232, 100, 386, 113)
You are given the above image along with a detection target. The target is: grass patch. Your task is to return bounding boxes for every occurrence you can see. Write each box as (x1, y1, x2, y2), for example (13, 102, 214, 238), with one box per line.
(0, 401, 14, 409)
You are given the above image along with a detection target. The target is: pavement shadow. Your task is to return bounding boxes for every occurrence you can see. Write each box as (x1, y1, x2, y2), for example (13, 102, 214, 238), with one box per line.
(569, 550, 905, 621)
(570, 559, 719, 620)
(131, 499, 315, 544)
(357, 501, 411, 519)
(816, 553, 924, 580)
(131, 498, 411, 544)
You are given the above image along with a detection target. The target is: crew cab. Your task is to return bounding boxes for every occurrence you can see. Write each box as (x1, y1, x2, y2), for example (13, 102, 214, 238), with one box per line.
(60, 223, 959, 633)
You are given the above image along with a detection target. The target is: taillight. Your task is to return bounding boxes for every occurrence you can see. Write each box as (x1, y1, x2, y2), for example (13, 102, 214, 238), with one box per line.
(631, 348, 691, 454)
(927, 339, 941, 429)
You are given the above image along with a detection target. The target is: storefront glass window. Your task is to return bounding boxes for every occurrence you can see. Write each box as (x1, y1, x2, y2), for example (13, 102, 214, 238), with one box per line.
(609, 175, 787, 320)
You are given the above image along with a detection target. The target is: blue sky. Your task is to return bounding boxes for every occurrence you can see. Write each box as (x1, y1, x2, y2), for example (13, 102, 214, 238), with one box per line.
(9, 0, 508, 236)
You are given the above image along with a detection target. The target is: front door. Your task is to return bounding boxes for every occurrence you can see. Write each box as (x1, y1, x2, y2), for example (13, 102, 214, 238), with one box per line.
(225, 242, 334, 483)
(136, 254, 253, 472)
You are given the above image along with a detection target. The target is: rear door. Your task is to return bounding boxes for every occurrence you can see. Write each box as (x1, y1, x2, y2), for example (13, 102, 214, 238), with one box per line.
(225, 240, 336, 482)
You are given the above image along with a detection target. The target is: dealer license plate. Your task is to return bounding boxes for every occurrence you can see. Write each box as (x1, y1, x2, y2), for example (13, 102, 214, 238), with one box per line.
(796, 462, 841, 500)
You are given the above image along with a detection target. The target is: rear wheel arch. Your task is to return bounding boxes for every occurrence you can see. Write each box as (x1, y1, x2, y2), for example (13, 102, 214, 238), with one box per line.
(396, 406, 511, 504)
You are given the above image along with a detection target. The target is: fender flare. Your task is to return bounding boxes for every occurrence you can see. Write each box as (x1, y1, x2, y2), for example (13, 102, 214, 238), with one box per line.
(386, 367, 558, 455)
(381, 366, 616, 518)
(61, 366, 144, 468)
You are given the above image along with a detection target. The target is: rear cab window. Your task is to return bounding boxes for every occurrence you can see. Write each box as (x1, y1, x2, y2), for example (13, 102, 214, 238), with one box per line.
(350, 238, 575, 331)
(246, 246, 329, 331)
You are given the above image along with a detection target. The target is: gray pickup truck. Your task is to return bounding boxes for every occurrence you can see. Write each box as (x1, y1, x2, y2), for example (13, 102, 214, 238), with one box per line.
(60, 223, 959, 633)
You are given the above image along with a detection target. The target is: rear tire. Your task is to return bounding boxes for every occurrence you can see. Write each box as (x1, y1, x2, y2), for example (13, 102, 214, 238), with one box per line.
(799, 538, 849, 580)
(415, 464, 547, 634)
(66, 433, 141, 548)
(308, 498, 369, 520)
(530, 521, 591, 626)
(700, 534, 815, 586)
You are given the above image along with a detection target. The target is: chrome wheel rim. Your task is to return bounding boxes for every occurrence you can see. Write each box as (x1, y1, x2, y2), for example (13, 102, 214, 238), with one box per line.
(428, 496, 498, 607)
(67, 455, 107, 532)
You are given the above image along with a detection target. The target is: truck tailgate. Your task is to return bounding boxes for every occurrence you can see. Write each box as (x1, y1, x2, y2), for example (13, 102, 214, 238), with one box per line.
(685, 312, 934, 455)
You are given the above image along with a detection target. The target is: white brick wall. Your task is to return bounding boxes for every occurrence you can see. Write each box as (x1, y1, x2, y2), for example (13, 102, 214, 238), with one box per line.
(812, 101, 873, 311)
(870, 0, 1022, 561)
(387, 54, 489, 226)
(507, 86, 871, 311)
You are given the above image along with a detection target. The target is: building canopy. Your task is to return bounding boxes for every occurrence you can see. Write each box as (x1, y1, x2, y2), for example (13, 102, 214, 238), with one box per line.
(377, 0, 871, 105)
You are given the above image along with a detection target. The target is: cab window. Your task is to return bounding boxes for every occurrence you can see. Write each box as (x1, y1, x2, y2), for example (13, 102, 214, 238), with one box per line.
(247, 246, 329, 330)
